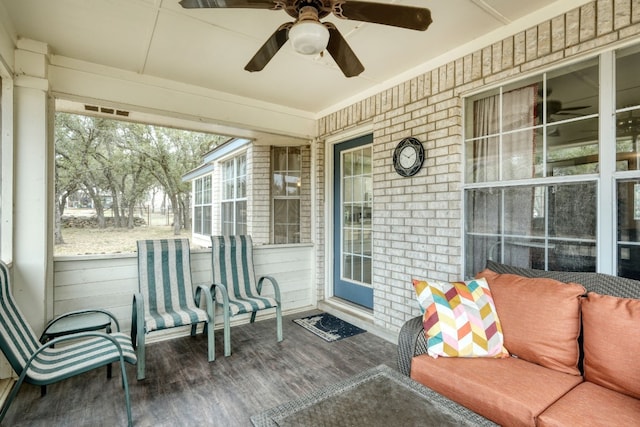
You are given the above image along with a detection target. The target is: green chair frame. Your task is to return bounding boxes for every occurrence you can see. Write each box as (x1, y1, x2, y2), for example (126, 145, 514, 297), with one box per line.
(132, 238, 215, 380)
(0, 261, 136, 426)
(210, 235, 283, 356)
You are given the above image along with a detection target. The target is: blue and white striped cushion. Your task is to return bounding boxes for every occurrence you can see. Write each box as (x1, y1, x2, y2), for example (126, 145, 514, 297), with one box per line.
(211, 235, 278, 315)
(27, 332, 136, 384)
(0, 260, 136, 385)
(137, 239, 209, 332)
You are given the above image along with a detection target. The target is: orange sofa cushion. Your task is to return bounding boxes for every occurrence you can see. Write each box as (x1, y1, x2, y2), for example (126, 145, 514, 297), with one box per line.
(537, 381, 640, 427)
(476, 269, 585, 376)
(411, 354, 582, 427)
(582, 292, 640, 399)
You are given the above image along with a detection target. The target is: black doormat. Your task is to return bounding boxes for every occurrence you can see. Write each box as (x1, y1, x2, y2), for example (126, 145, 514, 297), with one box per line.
(293, 313, 366, 342)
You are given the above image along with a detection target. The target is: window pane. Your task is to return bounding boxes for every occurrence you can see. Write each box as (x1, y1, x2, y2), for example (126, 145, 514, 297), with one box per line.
(617, 180, 640, 279)
(547, 118, 599, 176)
(272, 173, 285, 196)
(223, 160, 234, 180)
(286, 172, 300, 196)
(343, 151, 353, 176)
(203, 206, 212, 235)
(503, 129, 537, 180)
(195, 179, 203, 204)
(288, 146, 301, 170)
(465, 182, 597, 276)
(236, 201, 247, 234)
(465, 136, 499, 183)
(616, 47, 640, 110)
(272, 147, 287, 171)
(502, 84, 538, 132)
(548, 240, 596, 272)
(237, 174, 246, 198)
(546, 61, 599, 123)
(203, 176, 212, 204)
(503, 187, 537, 237)
(465, 188, 501, 235)
(194, 206, 202, 234)
(223, 180, 234, 200)
(547, 183, 596, 240)
(221, 202, 233, 235)
(237, 155, 247, 177)
(287, 199, 300, 221)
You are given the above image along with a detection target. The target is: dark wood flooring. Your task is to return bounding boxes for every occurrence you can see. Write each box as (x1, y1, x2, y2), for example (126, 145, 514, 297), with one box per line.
(4, 310, 398, 426)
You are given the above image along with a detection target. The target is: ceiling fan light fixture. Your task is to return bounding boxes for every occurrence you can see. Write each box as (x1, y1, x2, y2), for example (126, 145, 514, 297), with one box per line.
(288, 20, 329, 55)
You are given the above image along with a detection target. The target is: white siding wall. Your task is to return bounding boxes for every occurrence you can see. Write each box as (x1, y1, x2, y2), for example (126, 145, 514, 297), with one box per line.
(52, 244, 314, 341)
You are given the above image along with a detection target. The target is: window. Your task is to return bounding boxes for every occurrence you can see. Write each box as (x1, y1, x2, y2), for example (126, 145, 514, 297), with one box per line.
(193, 175, 212, 236)
(464, 58, 600, 276)
(272, 147, 301, 244)
(615, 47, 640, 279)
(221, 153, 247, 235)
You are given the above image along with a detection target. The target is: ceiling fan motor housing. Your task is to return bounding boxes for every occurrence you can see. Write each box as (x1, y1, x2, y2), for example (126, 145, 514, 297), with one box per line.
(289, 6, 330, 55)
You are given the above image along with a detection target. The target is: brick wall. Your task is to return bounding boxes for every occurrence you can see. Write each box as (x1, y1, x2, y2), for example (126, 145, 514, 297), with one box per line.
(250, 144, 270, 244)
(316, 0, 640, 333)
(250, 144, 313, 245)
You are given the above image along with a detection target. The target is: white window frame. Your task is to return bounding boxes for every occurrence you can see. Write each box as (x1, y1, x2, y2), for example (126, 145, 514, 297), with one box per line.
(271, 146, 301, 244)
(220, 152, 247, 235)
(193, 174, 212, 236)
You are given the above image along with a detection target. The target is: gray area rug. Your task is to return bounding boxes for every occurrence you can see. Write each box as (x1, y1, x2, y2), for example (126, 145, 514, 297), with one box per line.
(250, 364, 498, 427)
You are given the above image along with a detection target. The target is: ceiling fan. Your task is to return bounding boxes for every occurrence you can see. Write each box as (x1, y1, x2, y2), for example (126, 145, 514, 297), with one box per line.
(178, 0, 433, 77)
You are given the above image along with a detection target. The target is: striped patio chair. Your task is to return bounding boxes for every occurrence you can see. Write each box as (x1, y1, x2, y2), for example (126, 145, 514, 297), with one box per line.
(0, 260, 136, 426)
(133, 238, 214, 380)
(210, 235, 283, 356)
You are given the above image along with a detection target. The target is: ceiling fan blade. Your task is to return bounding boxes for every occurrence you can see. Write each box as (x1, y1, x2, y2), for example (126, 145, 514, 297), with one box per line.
(179, 0, 279, 9)
(244, 23, 292, 72)
(334, 1, 432, 31)
(325, 24, 364, 78)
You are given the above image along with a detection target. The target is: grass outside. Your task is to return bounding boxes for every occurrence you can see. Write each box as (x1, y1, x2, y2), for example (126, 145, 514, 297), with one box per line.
(55, 209, 197, 256)
(54, 226, 193, 256)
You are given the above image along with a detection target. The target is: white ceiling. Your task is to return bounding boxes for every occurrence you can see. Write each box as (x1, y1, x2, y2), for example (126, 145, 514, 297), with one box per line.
(0, 0, 590, 115)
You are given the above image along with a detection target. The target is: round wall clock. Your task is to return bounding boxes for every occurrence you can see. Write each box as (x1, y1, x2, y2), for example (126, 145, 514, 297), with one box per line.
(393, 137, 425, 177)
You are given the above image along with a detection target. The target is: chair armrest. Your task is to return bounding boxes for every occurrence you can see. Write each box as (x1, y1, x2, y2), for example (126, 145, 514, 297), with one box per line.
(131, 292, 145, 349)
(210, 283, 230, 305)
(40, 308, 121, 344)
(23, 331, 130, 379)
(397, 316, 428, 376)
(194, 284, 215, 321)
(257, 275, 281, 304)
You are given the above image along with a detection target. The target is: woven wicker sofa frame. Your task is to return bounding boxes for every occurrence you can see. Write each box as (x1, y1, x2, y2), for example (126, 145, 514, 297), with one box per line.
(397, 260, 640, 376)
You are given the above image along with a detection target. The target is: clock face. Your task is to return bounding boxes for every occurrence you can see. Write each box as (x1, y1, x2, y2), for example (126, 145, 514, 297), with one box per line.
(393, 137, 424, 177)
(399, 146, 417, 168)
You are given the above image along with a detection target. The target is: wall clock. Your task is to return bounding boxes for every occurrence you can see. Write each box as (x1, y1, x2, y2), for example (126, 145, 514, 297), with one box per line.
(393, 137, 425, 177)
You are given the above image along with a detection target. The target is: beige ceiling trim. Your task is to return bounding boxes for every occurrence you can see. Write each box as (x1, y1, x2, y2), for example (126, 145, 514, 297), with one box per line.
(469, 0, 511, 25)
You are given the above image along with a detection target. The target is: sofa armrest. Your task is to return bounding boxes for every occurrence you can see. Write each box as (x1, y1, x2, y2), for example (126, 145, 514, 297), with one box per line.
(397, 316, 429, 376)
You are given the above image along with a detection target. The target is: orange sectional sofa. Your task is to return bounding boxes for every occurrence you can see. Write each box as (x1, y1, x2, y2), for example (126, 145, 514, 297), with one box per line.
(398, 261, 640, 427)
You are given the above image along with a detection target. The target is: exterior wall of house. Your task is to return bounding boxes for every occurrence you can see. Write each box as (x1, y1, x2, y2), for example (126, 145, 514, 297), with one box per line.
(191, 142, 313, 247)
(251, 144, 271, 244)
(315, 0, 640, 334)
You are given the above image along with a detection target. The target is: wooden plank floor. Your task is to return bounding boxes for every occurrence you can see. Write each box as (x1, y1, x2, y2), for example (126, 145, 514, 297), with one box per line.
(4, 310, 398, 426)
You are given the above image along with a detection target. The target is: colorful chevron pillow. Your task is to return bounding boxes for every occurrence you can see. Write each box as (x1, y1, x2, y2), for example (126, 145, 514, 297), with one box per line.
(413, 278, 509, 359)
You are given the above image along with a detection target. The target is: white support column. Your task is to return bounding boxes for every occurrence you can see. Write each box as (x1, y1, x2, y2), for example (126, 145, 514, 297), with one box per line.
(13, 39, 53, 333)
(598, 51, 616, 274)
